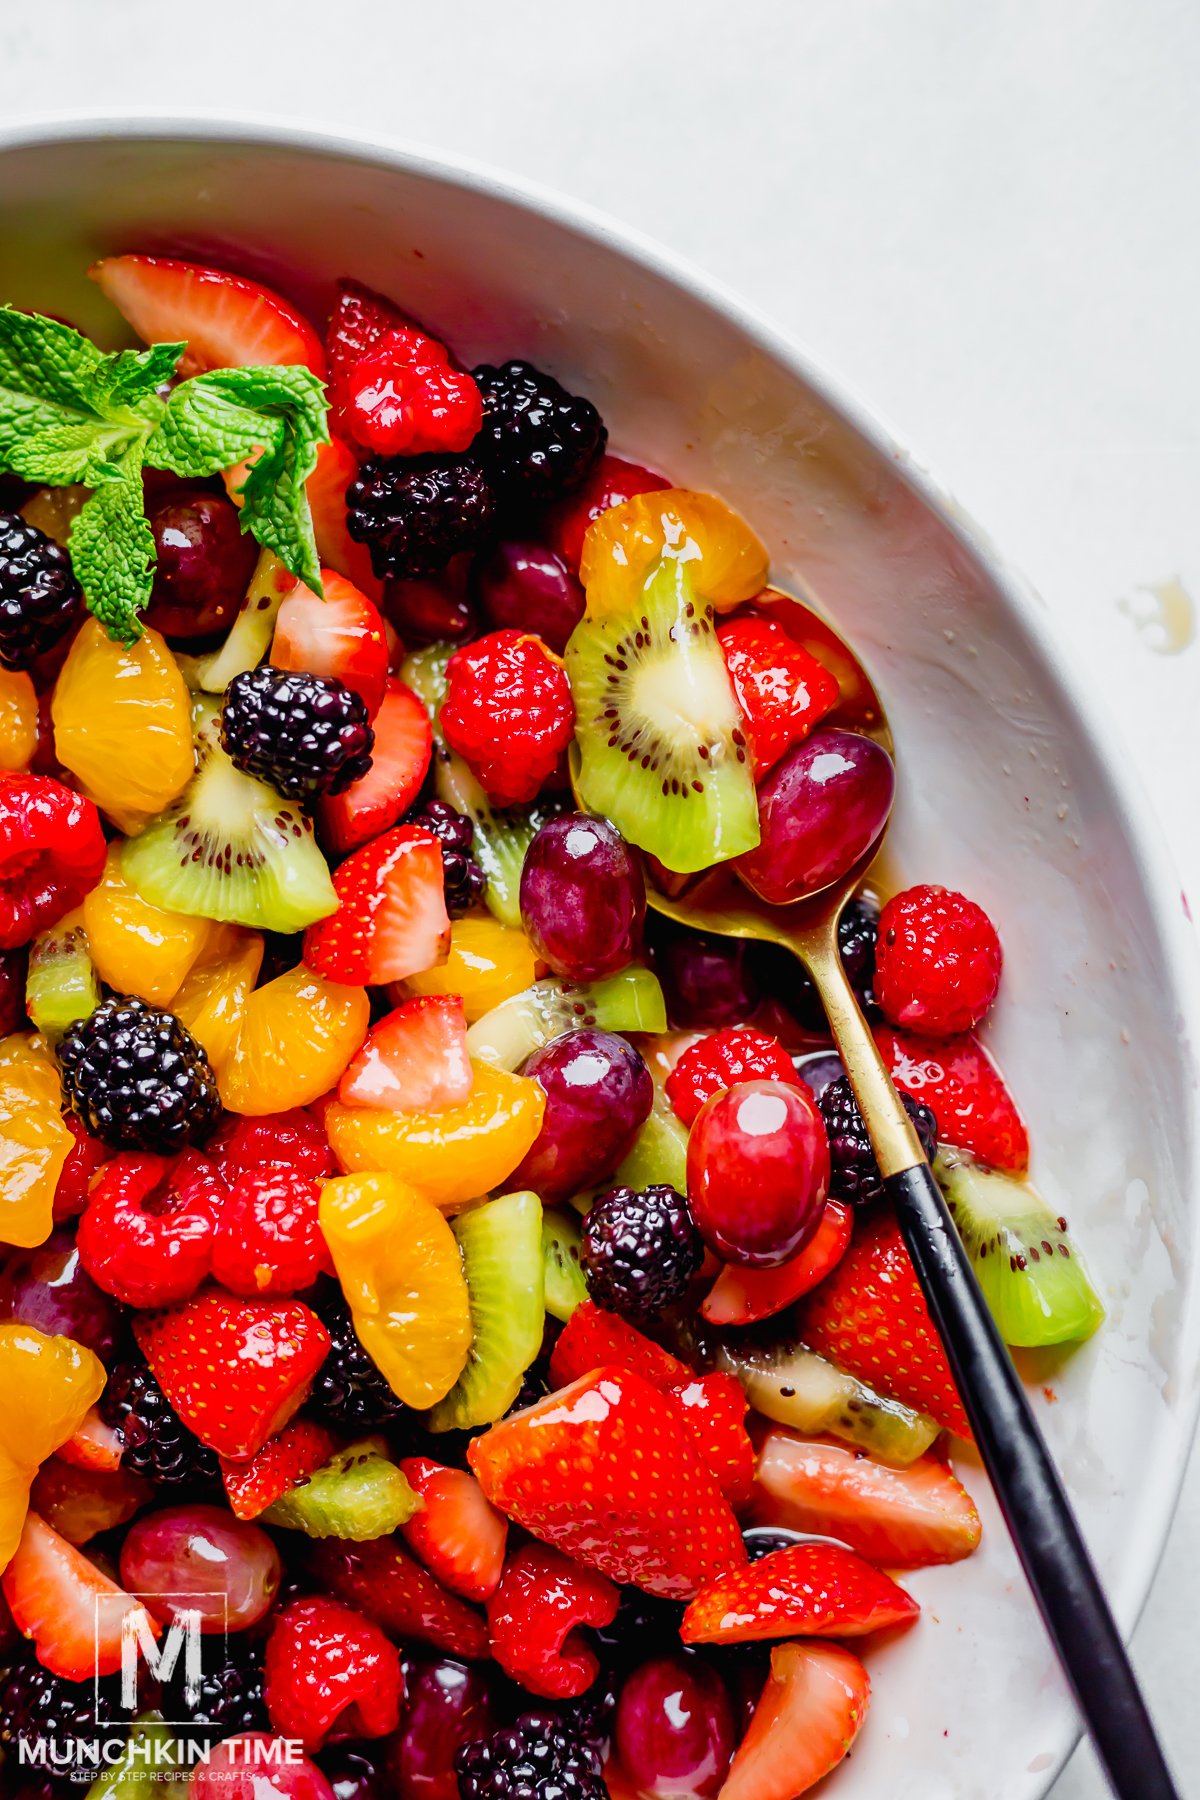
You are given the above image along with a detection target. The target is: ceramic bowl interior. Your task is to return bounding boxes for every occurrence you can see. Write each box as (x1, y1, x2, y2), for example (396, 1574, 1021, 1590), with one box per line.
(1, 121, 1197, 1800)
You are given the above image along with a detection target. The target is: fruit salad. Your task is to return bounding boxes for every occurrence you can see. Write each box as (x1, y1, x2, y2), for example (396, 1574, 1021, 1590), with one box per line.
(0, 259, 1105, 1800)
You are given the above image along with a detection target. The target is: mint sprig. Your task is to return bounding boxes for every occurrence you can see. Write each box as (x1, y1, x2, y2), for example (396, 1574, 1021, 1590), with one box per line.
(0, 306, 329, 645)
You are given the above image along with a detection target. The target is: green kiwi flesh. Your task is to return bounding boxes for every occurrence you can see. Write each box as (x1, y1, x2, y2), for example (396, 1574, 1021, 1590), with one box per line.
(714, 1337, 940, 1466)
(571, 1073, 690, 1214)
(542, 1209, 588, 1322)
(466, 967, 667, 1072)
(25, 915, 100, 1042)
(938, 1151, 1104, 1347)
(565, 556, 760, 873)
(193, 549, 289, 693)
(261, 1438, 420, 1539)
(428, 1191, 545, 1432)
(121, 706, 337, 934)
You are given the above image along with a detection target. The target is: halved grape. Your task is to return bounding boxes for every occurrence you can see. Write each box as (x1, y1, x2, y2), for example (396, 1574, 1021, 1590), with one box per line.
(736, 729, 895, 905)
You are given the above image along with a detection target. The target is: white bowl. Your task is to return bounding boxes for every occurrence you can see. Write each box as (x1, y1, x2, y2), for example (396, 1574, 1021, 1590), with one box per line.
(2, 117, 1198, 1800)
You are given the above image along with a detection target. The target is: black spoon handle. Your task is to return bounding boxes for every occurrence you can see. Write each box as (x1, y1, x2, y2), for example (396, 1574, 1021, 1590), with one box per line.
(885, 1161, 1178, 1799)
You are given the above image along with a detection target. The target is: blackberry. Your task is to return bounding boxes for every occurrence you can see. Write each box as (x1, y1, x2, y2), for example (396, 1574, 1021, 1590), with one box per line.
(819, 1073, 938, 1207)
(765, 895, 879, 1030)
(455, 1711, 605, 1800)
(405, 798, 486, 916)
(99, 1360, 221, 1488)
(0, 509, 83, 671)
(0, 1654, 136, 1782)
(580, 1184, 704, 1326)
(221, 665, 374, 805)
(161, 1638, 268, 1743)
(309, 1291, 411, 1430)
(58, 996, 221, 1154)
(347, 455, 496, 581)
(471, 361, 606, 505)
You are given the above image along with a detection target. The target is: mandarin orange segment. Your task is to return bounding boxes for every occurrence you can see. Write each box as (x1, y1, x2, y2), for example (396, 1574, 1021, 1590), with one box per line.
(400, 915, 537, 1023)
(324, 1062, 545, 1211)
(0, 669, 38, 772)
(0, 1325, 106, 1470)
(580, 488, 768, 620)
(0, 1032, 61, 1102)
(218, 962, 370, 1115)
(319, 1172, 472, 1408)
(0, 1043, 72, 1250)
(172, 926, 265, 1072)
(51, 618, 195, 834)
(82, 844, 221, 1008)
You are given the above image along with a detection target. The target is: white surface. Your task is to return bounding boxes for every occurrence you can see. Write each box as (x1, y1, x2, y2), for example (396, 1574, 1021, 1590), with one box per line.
(1, 3, 1197, 1794)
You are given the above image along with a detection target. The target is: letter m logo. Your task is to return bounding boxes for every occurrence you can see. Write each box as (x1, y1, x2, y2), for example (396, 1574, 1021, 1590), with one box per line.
(119, 1606, 205, 1711)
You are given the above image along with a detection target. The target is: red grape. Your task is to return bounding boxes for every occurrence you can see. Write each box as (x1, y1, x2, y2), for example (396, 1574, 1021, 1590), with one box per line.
(144, 485, 259, 641)
(687, 1079, 830, 1267)
(189, 1734, 336, 1799)
(615, 1655, 735, 1797)
(511, 1028, 653, 1201)
(472, 541, 585, 653)
(736, 729, 894, 905)
(655, 923, 759, 1028)
(520, 813, 645, 981)
(120, 1503, 281, 1633)
(0, 1226, 123, 1359)
(390, 1658, 495, 1799)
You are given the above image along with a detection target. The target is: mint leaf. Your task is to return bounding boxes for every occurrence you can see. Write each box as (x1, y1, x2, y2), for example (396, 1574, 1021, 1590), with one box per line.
(0, 306, 105, 410)
(68, 448, 156, 646)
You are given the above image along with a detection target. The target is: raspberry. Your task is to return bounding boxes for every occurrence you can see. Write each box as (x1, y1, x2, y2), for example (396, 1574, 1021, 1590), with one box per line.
(76, 1149, 227, 1307)
(51, 1110, 111, 1220)
(580, 1184, 704, 1326)
(0, 509, 84, 671)
(471, 360, 607, 505)
(309, 1289, 411, 1430)
(441, 629, 574, 807)
(211, 1166, 331, 1296)
(487, 1544, 618, 1700)
(0, 771, 106, 951)
(58, 997, 222, 1154)
(403, 797, 487, 916)
(206, 1107, 334, 1182)
(347, 454, 496, 581)
(348, 326, 483, 457)
(875, 884, 1003, 1036)
(325, 278, 417, 428)
(264, 1596, 404, 1752)
(221, 665, 375, 805)
(456, 1710, 606, 1800)
(818, 1073, 938, 1206)
(99, 1360, 221, 1488)
(665, 1026, 800, 1128)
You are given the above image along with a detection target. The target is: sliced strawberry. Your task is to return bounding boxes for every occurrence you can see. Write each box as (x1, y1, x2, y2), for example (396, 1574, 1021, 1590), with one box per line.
(547, 1300, 690, 1392)
(272, 571, 389, 719)
(133, 1289, 330, 1462)
(304, 825, 450, 988)
(325, 279, 416, 429)
(702, 1199, 853, 1326)
(753, 1426, 982, 1567)
(795, 1208, 970, 1437)
(2, 1511, 158, 1679)
(339, 998, 472, 1115)
(89, 255, 325, 378)
(29, 1457, 151, 1547)
(544, 453, 670, 572)
(487, 1543, 617, 1699)
(468, 1367, 746, 1600)
(668, 1373, 756, 1509)
(307, 1536, 490, 1659)
(317, 678, 433, 855)
(56, 1406, 123, 1472)
(681, 1542, 917, 1645)
(720, 1641, 870, 1800)
(220, 1419, 338, 1521)
(717, 614, 840, 775)
(875, 1023, 1028, 1172)
(398, 1456, 508, 1603)
(306, 437, 385, 602)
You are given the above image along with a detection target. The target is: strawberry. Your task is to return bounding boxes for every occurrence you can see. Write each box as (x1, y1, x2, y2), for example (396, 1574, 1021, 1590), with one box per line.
(2, 1511, 158, 1679)
(29, 1457, 151, 1546)
(133, 1288, 330, 1461)
(272, 571, 390, 719)
(875, 1023, 1029, 1172)
(667, 1373, 756, 1509)
(681, 1542, 918, 1645)
(716, 614, 840, 775)
(720, 1641, 870, 1800)
(399, 1457, 508, 1603)
(220, 1419, 339, 1521)
(544, 453, 669, 572)
(486, 1543, 617, 1699)
(307, 1536, 489, 1659)
(547, 1300, 690, 1392)
(795, 1207, 971, 1437)
(467, 1367, 746, 1600)
(306, 437, 385, 602)
(701, 1199, 853, 1326)
(753, 1426, 982, 1567)
(55, 1406, 123, 1472)
(317, 678, 433, 855)
(303, 825, 450, 988)
(665, 1026, 801, 1128)
(325, 279, 417, 429)
(339, 997, 472, 1114)
(89, 255, 325, 378)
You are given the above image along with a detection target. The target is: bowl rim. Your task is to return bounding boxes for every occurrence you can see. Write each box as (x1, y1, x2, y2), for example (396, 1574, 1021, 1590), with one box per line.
(3, 108, 1199, 1791)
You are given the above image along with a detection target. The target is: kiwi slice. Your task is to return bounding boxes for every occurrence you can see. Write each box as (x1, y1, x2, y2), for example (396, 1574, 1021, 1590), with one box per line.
(714, 1337, 940, 1467)
(194, 549, 289, 693)
(25, 910, 100, 1042)
(937, 1151, 1104, 1347)
(88, 1715, 182, 1796)
(428, 1191, 544, 1433)
(566, 557, 760, 873)
(261, 1438, 420, 1539)
(121, 705, 337, 934)
(542, 1209, 588, 1323)
(466, 967, 667, 1072)
(401, 641, 453, 746)
(572, 1071, 690, 1216)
